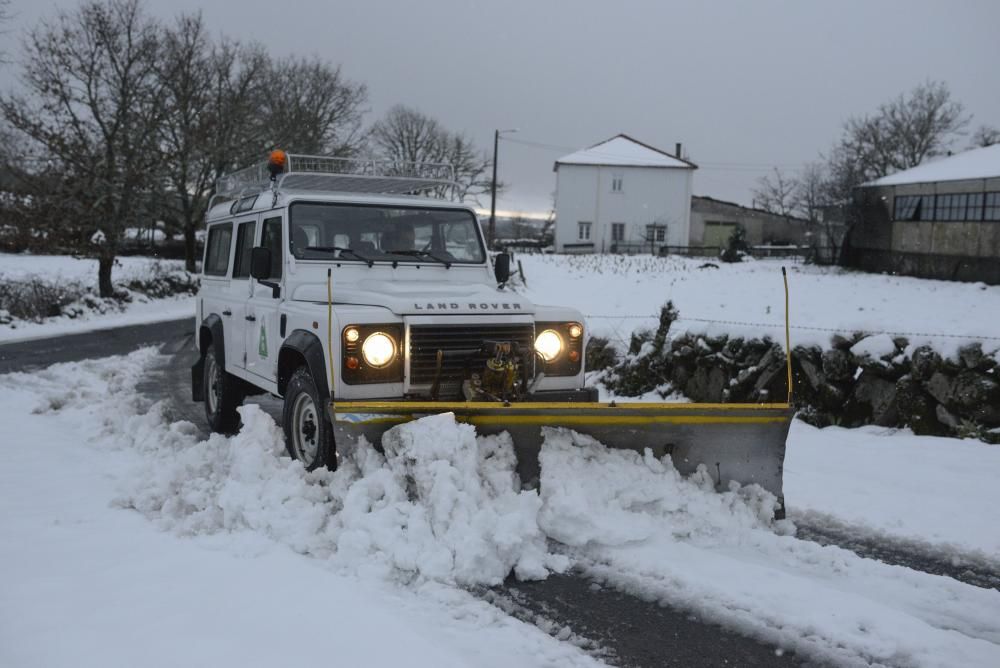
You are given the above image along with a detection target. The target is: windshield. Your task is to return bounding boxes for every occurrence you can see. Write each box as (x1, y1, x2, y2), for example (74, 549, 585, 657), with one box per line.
(289, 202, 485, 264)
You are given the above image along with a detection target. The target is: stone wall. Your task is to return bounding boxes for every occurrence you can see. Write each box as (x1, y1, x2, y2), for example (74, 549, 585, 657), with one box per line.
(591, 305, 1000, 443)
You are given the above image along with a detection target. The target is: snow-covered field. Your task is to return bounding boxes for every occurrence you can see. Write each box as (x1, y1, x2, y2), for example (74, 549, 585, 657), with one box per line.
(2, 350, 999, 667)
(517, 254, 1000, 357)
(0, 253, 194, 343)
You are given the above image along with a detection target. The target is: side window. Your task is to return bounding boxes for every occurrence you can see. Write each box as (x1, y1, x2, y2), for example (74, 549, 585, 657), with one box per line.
(204, 223, 233, 276)
(260, 217, 282, 279)
(232, 221, 256, 279)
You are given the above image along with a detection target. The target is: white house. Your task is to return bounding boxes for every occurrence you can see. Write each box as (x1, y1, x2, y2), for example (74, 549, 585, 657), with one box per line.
(553, 134, 697, 253)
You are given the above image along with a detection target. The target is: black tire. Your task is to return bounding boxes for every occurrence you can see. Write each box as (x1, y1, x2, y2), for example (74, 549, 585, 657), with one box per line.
(282, 366, 337, 470)
(203, 345, 242, 434)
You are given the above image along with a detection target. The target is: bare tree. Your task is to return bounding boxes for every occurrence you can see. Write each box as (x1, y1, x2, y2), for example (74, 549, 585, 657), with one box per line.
(259, 56, 367, 156)
(792, 161, 826, 223)
(1, 0, 166, 297)
(752, 167, 798, 217)
(157, 14, 269, 270)
(969, 124, 1000, 148)
(828, 80, 969, 198)
(369, 105, 493, 204)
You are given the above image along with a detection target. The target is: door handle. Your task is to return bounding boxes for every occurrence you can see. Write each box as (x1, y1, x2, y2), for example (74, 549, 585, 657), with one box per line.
(222, 309, 232, 316)
(245, 315, 256, 322)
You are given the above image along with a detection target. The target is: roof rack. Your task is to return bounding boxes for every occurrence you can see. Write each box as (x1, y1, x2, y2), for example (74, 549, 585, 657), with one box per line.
(214, 154, 457, 203)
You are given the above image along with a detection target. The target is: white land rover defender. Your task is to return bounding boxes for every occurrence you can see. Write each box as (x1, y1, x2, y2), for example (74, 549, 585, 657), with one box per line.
(192, 152, 596, 470)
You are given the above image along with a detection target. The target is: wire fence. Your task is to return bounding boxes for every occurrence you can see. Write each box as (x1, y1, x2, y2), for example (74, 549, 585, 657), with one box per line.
(584, 313, 1000, 349)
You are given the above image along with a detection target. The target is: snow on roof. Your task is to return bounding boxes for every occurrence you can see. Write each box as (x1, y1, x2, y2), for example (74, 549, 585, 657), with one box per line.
(555, 134, 697, 170)
(867, 144, 1000, 187)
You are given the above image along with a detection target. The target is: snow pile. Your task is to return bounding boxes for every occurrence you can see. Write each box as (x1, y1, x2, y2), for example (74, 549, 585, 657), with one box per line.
(537, 427, 786, 547)
(113, 402, 565, 587)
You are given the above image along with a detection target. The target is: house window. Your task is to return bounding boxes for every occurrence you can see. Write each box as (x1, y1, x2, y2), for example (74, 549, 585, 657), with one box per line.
(985, 192, 1000, 221)
(646, 224, 666, 242)
(611, 174, 623, 193)
(894, 195, 937, 221)
(578, 221, 592, 240)
(935, 193, 975, 221)
(611, 222, 625, 241)
(894, 196, 920, 221)
(968, 193, 984, 221)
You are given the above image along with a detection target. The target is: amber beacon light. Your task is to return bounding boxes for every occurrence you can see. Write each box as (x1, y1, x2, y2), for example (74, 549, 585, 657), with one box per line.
(267, 150, 287, 178)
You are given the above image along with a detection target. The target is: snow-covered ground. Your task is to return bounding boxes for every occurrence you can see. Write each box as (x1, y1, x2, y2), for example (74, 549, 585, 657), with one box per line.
(516, 254, 1000, 357)
(0, 253, 194, 343)
(2, 350, 999, 667)
(0, 252, 184, 282)
(785, 421, 1000, 557)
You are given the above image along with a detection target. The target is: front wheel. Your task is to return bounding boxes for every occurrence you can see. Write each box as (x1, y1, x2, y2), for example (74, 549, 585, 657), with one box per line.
(282, 366, 337, 470)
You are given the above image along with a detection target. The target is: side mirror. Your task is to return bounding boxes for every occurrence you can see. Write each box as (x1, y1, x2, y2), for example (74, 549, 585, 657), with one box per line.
(494, 252, 512, 285)
(250, 247, 271, 280)
(250, 247, 280, 298)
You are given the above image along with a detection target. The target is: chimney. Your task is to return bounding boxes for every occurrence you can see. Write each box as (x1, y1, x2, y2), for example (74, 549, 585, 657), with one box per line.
(675, 142, 683, 159)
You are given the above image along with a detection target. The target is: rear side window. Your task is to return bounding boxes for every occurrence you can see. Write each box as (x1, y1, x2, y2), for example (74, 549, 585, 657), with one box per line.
(232, 221, 256, 279)
(260, 217, 282, 279)
(204, 223, 233, 276)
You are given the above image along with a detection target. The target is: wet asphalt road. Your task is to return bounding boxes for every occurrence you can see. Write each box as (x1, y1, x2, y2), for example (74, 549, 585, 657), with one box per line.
(0, 317, 194, 374)
(5, 322, 1000, 666)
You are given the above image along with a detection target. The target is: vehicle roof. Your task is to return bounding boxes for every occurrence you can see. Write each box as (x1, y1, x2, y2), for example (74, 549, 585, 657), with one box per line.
(205, 189, 479, 223)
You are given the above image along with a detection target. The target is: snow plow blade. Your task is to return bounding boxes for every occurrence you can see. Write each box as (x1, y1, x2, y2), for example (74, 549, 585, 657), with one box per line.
(331, 401, 792, 504)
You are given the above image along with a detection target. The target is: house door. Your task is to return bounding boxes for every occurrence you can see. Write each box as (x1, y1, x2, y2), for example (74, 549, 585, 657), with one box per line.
(704, 222, 737, 248)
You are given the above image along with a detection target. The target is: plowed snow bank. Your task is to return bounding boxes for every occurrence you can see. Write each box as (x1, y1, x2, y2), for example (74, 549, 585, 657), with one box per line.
(118, 403, 566, 586)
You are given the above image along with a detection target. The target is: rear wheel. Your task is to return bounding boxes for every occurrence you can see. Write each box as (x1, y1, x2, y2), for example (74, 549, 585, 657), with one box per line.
(283, 366, 337, 470)
(203, 346, 242, 434)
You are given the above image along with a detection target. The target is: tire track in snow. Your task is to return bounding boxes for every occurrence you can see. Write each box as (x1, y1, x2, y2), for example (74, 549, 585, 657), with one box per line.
(792, 511, 1000, 593)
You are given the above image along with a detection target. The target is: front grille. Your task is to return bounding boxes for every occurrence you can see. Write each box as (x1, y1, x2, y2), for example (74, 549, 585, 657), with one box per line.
(408, 323, 535, 387)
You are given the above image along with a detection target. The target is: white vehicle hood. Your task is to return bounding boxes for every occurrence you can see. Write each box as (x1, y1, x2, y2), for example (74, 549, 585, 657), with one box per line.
(292, 279, 535, 316)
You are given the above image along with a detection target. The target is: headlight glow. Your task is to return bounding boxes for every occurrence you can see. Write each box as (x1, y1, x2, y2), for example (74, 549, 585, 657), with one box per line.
(568, 323, 583, 339)
(534, 329, 563, 362)
(361, 332, 396, 368)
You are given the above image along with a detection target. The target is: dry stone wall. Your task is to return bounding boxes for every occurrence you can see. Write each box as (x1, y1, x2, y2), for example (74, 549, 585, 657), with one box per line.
(591, 305, 1000, 443)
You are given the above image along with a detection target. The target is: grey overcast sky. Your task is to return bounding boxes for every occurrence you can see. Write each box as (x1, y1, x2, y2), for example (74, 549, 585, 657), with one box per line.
(2, 0, 998, 215)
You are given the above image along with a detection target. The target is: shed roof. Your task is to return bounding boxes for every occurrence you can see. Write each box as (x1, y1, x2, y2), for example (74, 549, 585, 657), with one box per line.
(866, 144, 1000, 187)
(554, 134, 697, 170)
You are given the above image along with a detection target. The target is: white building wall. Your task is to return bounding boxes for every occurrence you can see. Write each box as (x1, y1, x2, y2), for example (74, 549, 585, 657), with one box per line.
(554, 163, 692, 252)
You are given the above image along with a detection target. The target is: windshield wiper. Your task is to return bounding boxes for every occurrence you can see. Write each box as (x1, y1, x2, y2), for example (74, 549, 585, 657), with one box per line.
(304, 246, 375, 267)
(386, 249, 452, 269)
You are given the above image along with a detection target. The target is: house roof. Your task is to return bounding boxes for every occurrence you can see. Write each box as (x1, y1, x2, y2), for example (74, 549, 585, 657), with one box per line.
(692, 195, 811, 223)
(866, 143, 1000, 187)
(554, 134, 698, 170)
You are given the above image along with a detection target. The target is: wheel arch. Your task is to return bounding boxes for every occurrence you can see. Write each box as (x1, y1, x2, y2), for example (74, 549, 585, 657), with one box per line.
(278, 329, 330, 399)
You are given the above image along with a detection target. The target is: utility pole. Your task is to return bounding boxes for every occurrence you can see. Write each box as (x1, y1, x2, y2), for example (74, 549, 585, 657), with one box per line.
(489, 128, 518, 249)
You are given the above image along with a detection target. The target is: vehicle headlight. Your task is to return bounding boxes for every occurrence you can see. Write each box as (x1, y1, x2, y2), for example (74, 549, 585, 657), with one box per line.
(534, 329, 563, 362)
(361, 332, 396, 368)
